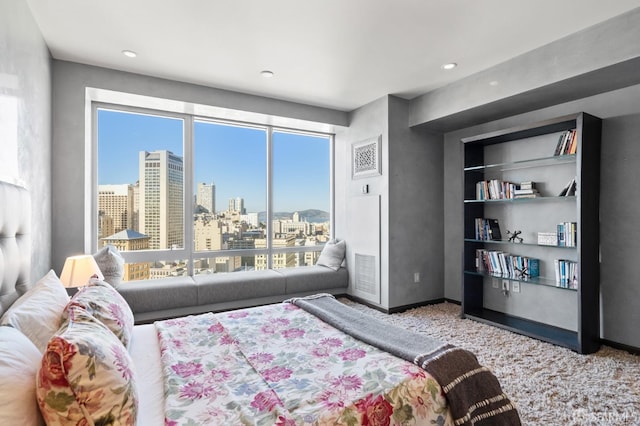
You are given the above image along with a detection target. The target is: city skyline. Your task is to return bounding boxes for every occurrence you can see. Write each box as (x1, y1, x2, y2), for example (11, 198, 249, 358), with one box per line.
(97, 109, 330, 213)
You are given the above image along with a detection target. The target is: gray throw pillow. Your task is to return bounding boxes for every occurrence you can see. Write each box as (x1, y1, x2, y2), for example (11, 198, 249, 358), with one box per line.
(93, 245, 125, 287)
(316, 239, 346, 271)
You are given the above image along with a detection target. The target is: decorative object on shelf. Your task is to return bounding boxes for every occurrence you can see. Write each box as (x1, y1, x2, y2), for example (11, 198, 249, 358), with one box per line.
(507, 230, 523, 243)
(351, 136, 381, 179)
(515, 265, 530, 280)
(537, 232, 558, 246)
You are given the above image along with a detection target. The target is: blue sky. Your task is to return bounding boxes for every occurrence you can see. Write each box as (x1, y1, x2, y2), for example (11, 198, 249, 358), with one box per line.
(97, 109, 330, 213)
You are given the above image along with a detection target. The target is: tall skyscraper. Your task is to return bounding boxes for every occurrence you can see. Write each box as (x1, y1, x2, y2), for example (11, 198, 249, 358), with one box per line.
(197, 182, 216, 213)
(139, 150, 184, 250)
(98, 184, 134, 238)
(228, 197, 245, 214)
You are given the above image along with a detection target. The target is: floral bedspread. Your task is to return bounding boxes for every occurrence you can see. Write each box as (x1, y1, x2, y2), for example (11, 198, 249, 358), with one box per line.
(155, 302, 453, 425)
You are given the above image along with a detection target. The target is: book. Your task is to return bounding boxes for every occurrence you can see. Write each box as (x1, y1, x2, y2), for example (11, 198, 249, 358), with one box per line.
(474, 218, 502, 241)
(553, 129, 577, 156)
(487, 218, 502, 240)
(475, 179, 517, 200)
(568, 130, 578, 154)
(514, 192, 540, 199)
(527, 258, 540, 277)
(557, 224, 565, 246)
(553, 133, 565, 156)
(570, 263, 579, 289)
(519, 181, 536, 190)
(565, 179, 577, 196)
(558, 177, 576, 196)
(513, 188, 537, 195)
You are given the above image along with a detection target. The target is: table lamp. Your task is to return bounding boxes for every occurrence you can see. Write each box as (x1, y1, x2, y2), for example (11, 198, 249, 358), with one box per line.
(60, 254, 104, 287)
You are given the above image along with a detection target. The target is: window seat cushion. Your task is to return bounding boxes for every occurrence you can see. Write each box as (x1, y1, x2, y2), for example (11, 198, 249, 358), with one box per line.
(117, 267, 348, 324)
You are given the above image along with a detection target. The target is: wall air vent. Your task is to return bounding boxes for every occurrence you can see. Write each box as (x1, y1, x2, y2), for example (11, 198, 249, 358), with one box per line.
(354, 253, 377, 296)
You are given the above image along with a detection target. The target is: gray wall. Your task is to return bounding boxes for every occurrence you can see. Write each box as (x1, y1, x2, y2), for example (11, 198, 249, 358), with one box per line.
(387, 97, 444, 308)
(336, 96, 445, 310)
(0, 0, 52, 281)
(443, 84, 640, 348)
(335, 96, 389, 306)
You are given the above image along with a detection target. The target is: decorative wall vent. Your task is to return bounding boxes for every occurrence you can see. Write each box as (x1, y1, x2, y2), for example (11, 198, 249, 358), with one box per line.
(352, 136, 381, 179)
(354, 253, 377, 296)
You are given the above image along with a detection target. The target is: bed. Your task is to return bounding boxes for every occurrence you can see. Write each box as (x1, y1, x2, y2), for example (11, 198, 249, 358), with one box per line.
(0, 181, 521, 425)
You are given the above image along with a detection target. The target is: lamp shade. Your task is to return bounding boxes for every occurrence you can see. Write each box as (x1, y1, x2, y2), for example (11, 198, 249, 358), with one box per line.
(60, 255, 104, 287)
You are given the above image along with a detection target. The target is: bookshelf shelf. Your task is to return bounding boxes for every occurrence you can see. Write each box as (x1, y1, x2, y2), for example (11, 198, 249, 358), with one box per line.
(463, 196, 576, 204)
(463, 308, 580, 351)
(463, 238, 576, 249)
(464, 153, 576, 172)
(461, 112, 601, 354)
(463, 270, 578, 291)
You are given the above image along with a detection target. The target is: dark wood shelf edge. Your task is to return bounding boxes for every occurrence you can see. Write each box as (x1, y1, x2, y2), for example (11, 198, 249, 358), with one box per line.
(461, 307, 597, 353)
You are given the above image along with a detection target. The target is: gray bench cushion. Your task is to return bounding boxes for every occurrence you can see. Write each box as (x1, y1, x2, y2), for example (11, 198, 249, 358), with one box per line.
(117, 276, 197, 313)
(277, 266, 349, 293)
(194, 270, 286, 305)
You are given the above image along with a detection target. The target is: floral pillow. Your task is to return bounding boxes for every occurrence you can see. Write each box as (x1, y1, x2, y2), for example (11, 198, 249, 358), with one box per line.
(61, 278, 134, 348)
(36, 307, 138, 426)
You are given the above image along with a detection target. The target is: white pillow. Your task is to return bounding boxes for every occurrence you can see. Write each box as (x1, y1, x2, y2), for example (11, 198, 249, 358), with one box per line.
(0, 270, 70, 352)
(0, 326, 45, 426)
(316, 239, 346, 271)
(93, 244, 125, 287)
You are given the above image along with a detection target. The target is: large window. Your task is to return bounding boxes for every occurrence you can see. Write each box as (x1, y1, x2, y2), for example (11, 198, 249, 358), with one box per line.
(96, 106, 332, 282)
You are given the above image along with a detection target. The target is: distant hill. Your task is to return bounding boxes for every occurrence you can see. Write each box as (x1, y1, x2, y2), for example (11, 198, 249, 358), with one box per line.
(257, 209, 329, 223)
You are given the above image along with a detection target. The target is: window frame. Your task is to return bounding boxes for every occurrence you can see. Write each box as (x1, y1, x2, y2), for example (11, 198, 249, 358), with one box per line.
(90, 101, 334, 277)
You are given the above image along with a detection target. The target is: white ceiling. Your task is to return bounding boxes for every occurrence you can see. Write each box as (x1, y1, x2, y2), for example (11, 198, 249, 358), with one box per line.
(25, 0, 640, 111)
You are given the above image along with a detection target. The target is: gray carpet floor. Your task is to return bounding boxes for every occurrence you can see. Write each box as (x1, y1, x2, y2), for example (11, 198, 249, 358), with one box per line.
(340, 299, 640, 426)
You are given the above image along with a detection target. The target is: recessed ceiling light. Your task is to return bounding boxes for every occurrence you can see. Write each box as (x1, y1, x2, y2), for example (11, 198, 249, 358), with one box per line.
(489, 80, 499, 86)
(122, 50, 137, 58)
(441, 62, 457, 70)
(260, 70, 275, 78)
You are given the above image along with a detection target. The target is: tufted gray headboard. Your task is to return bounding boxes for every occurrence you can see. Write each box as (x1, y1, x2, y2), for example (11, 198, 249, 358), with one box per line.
(0, 181, 31, 316)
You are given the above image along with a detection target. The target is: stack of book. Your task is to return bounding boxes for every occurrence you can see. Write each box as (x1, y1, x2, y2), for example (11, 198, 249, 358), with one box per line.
(474, 218, 502, 240)
(513, 181, 540, 199)
(554, 259, 578, 289)
(553, 129, 577, 156)
(476, 249, 540, 279)
(557, 222, 577, 246)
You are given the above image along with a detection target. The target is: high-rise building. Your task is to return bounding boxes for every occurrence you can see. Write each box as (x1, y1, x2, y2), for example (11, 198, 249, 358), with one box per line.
(132, 181, 140, 231)
(139, 150, 184, 250)
(197, 182, 215, 213)
(98, 184, 134, 239)
(228, 197, 245, 214)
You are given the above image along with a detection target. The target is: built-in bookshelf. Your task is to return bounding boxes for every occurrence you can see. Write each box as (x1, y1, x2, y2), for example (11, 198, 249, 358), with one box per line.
(462, 112, 601, 354)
